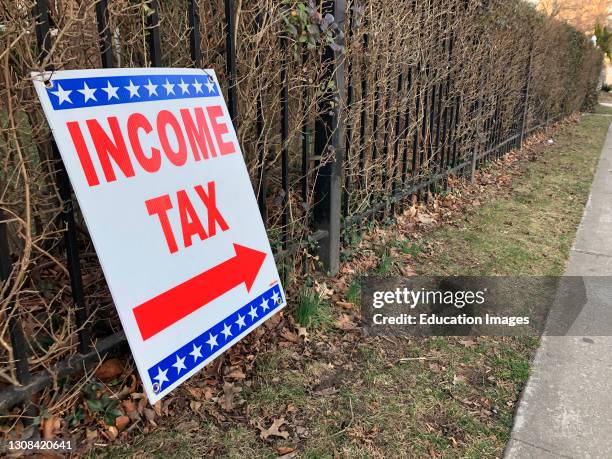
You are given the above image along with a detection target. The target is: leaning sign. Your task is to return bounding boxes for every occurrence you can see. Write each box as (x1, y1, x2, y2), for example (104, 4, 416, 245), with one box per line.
(33, 68, 286, 403)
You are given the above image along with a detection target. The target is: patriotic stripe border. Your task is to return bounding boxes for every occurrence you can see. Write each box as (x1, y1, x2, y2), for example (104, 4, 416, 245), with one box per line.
(45, 74, 219, 110)
(147, 285, 284, 394)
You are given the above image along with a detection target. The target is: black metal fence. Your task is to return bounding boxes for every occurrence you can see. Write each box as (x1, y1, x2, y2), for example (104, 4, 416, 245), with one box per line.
(0, 0, 601, 412)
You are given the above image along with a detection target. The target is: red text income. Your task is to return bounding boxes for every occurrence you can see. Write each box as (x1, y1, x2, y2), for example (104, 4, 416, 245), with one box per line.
(66, 105, 236, 187)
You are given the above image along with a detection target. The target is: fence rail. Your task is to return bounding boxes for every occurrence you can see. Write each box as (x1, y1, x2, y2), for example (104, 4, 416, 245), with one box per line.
(0, 0, 602, 413)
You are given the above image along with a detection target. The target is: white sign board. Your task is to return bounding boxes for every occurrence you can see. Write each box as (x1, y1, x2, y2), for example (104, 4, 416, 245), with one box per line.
(33, 68, 286, 403)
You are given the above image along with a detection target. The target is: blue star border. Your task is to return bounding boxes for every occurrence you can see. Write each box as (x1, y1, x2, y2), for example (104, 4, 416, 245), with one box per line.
(45, 73, 219, 110)
(148, 285, 284, 394)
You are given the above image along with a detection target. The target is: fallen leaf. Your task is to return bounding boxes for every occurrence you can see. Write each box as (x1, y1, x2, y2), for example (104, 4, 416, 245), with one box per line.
(103, 425, 118, 441)
(86, 429, 98, 441)
(121, 399, 137, 415)
(143, 407, 157, 426)
(276, 446, 295, 455)
(336, 301, 355, 309)
(115, 415, 130, 431)
(265, 313, 282, 329)
(258, 417, 290, 440)
(14, 421, 23, 439)
(314, 280, 333, 299)
(296, 326, 309, 340)
(41, 416, 56, 440)
(186, 387, 204, 399)
(417, 213, 434, 224)
(286, 403, 298, 413)
(94, 358, 124, 381)
(400, 265, 417, 276)
(190, 400, 202, 413)
(225, 366, 246, 380)
(312, 387, 339, 396)
(428, 362, 443, 373)
(335, 314, 357, 331)
(153, 400, 162, 417)
(177, 420, 200, 432)
(218, 382, 241, 411)
(458, 339, 476, 347)
(280, 329, 299, 343)
(137, 394, 148, 415)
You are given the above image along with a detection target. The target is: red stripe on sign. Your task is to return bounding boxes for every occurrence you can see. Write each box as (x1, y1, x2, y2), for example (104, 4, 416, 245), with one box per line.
(132, 243, 266, 340)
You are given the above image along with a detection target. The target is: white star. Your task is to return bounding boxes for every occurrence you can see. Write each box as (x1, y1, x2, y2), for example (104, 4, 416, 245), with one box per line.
(235, 314, 246, 330)
(189, 343, 202, 361)
(192, 80, 203, 94)
(162, 78, 175, 95)
(178, 78, 190, 94)
(77, 82, 97, 102)
(248, 305, 258, 321)
(260, 297, 270, 312)
(125, 80, 140, 98)
(102, 81, 119, 100)
(172, 354, 187, 374)
(221, 323, 232, 339)
(206, 333, 218, 350)
(145, 79, 158, 96)
(271, 290, 281, 304)
(153, 366, 169, 386)
(50, 83, 72, 105)
(204, 79, 215, 93)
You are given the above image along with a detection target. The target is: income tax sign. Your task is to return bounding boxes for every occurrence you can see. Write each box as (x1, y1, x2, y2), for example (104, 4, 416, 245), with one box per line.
(33, 68, 286, 402)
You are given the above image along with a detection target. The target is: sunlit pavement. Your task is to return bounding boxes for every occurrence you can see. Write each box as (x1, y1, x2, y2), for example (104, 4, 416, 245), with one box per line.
(505, 122, 612, 458)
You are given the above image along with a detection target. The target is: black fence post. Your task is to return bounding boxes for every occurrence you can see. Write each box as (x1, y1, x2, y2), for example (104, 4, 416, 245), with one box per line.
(342, 7, 354, 220)
(96, 0, 113, 69)
(471, 87, 484, 182)
(280, 34, 289, 254)
(301, 51, 311, 207)
(33, 0, 91, 355)
(188, 0, 202, 67)
(146, 0, 162, 67)
(0, 211, 30, 386)
(358, 29, 368, 190)
(519, 43, 533, 147)
(251, 13, 268, 223)
(95, 0, 113, 68)
(313, 0, 345, 275)
(224, 0, 238, 123)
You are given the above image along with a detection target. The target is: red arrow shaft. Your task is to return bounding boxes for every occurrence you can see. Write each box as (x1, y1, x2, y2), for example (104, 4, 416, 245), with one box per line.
(133, 255, 242, 340)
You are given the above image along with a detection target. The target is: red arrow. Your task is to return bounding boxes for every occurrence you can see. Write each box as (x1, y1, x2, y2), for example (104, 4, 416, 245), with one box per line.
(133, 243, 266, 341)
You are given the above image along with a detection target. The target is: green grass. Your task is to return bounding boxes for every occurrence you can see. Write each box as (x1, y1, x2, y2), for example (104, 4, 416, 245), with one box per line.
(93, 114, 609, 458)
(347, 280, 361, 304)
(400, 241, 423, 257)
(417, 114, 607, 276)
(295, 288, 332, 328)
(592, 102, 612, 115)
(598, 90, 612, 104)
(376, 250, 394, 274)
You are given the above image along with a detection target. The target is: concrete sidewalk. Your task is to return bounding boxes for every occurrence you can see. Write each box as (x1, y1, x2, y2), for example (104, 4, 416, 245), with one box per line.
(505, 119, 612, 458)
